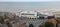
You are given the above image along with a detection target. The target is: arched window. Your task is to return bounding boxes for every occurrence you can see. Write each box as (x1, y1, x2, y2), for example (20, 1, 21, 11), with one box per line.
(29, 24, 34, 27)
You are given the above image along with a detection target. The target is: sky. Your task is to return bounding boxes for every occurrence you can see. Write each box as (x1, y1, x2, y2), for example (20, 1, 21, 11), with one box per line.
(0, 0, 60, 2)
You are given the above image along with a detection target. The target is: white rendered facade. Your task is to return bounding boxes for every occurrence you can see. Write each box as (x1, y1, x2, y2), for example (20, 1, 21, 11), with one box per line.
(19, 11, 37, 18)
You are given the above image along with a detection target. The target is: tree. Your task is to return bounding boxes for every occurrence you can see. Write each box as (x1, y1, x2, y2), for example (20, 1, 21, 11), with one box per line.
(29, 24, 34, 27)
(0, 16, 3, 24)
(0, 16, 3, 19)
(45, 22, 54, 27)
(38, 24, 44, 27)
(38, 23, 44, 27)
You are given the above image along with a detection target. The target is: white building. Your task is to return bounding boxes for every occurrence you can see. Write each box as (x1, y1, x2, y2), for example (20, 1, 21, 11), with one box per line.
(19, 11, 37, 18)
(52, 11, 60, 18)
